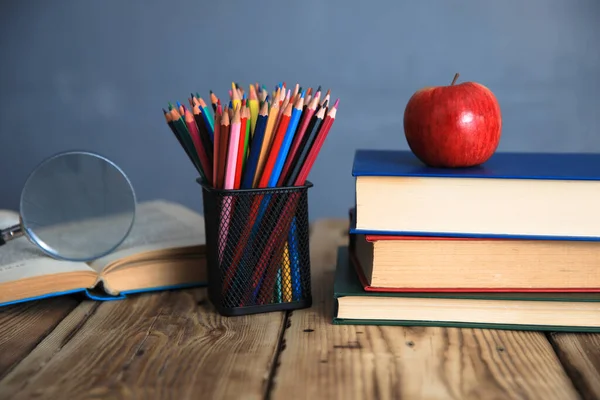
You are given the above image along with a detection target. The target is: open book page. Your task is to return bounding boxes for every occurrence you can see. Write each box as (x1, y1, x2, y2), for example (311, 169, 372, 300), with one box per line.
(89, 200, 206, 272)
(0, 235, 92, 285)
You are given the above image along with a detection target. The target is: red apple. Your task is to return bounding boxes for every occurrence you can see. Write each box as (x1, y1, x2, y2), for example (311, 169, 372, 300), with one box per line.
(403, 73, 502, 168)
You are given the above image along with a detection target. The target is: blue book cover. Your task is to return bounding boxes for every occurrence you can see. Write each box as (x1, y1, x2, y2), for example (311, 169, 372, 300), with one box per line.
(0, 282, 207, 308)
(352, 149, 600, 181)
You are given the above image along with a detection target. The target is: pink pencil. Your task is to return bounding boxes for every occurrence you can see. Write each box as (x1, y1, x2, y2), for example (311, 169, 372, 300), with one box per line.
(224, 106, 242, 189)
(218, 106, 241, 264)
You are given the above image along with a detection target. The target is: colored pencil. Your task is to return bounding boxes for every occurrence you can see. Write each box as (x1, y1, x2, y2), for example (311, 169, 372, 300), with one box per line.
(269, 94, 304, 187)
(248, 84, 260, 136)
(192, 104, 214, 162)
(258, 103, 292, 188)
(295, 99, 338, 185)
(243, 105, 251, 169)
(198, 97, 215, 139)
(225, 106, 241, 190)
(217, 108, 230, 189)
(163, 108, 201, 176)
(282, 242, 292, 302)
(284, 103, 327, 186)
(184, 108, 212, 184)
(242, 102, 269, 189)
(234, 106, 248, 189)
(277, 95, 318, 186)
(169, 108, 203, 175)
(253, 100, 279, 187)
(210, 90, 219, 112)
(231, 82, 241, 110)
(212, 108, 222, 187)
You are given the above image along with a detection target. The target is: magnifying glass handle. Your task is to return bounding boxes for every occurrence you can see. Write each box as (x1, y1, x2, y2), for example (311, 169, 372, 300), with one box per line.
(0, 224, 24, 245)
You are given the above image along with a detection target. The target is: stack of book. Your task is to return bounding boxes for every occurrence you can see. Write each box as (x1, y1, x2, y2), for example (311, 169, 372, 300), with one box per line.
(333, 149, 600, 331)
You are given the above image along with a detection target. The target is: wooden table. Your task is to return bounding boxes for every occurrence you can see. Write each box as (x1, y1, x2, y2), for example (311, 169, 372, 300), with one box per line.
(1, 219, 599, 400)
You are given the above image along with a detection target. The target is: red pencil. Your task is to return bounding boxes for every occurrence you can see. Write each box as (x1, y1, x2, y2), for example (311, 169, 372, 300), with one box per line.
(257, 103, 292, 188)
(217, 107, 230, 189)
(295, 99, 338, 185)
(184, 108, 213, 184)
(277, 95, 319, 186)
(212, 106, 222, 187)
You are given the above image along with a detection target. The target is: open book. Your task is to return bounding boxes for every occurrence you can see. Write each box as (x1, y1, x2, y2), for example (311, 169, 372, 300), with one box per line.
(0, 200, 207, 306)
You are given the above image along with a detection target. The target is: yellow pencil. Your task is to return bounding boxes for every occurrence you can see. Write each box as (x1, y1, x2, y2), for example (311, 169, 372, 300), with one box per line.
(283, 242, 292, 302)
(231, 82, 241, 110)
(248, 84, 260, 137)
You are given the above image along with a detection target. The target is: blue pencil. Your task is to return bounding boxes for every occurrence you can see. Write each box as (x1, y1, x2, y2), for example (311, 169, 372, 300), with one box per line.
(241, 104, 269, 189)
(289, 218, 302, 300)
(268, 93, 305, 187)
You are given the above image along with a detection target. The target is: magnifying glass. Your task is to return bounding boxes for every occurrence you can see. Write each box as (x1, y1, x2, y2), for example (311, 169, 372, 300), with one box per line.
(0, 151, 136, 261)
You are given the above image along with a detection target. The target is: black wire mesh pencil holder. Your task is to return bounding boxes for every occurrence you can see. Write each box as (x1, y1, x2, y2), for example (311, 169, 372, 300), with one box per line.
(198, 179, 313, 316)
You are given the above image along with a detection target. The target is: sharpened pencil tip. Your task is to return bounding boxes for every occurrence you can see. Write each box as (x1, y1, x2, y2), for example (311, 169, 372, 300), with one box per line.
(176, 101, 182, 108)
(168, 102, 174, 110)
(300, 90, 306, 99)
(162, 108, 168, 114)
(333, 98, 339, 108)
(210, 90, 214, 94)
(316, 85, 322, 93)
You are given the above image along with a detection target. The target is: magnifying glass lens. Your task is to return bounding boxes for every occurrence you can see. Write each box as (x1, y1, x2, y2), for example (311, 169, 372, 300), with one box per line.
(18, 152, 136, 261)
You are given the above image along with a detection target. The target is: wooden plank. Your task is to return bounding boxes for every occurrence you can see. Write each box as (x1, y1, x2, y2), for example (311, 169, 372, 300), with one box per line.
(0, 297, 80, 379)
(272, 219, 581, 400)
(0, 288, 285, 399)
(548, 333, 600, 400)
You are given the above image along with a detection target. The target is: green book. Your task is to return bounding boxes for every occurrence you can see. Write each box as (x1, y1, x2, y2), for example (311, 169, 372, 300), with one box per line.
(333, 246, 600, 332)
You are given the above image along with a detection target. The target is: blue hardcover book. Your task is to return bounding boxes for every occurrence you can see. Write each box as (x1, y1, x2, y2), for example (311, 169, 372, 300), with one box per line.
(352, 149, 600, 240)
(0, 200, 207, 307)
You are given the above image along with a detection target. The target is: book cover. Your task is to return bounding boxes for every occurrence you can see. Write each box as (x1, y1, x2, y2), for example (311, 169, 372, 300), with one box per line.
(333, 246, 600, 332)
(352, 149, 600, 181)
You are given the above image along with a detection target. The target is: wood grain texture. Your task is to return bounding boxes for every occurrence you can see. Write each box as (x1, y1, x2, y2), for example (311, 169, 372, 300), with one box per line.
(272, 219, 581, 400)
(0, 288, 284, 400)
(549, 333, 600, 400)
(0, 297, 80, 379)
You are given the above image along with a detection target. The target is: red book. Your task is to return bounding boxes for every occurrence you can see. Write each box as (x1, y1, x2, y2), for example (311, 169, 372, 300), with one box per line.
(348, 209, 600, 293)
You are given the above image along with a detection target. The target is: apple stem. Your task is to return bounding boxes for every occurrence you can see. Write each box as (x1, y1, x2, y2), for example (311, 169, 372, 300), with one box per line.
(451, 73, 460, 86)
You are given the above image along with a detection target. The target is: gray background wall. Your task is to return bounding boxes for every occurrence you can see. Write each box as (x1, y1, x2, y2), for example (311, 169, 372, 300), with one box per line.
(1, 0, 599, 220)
